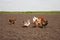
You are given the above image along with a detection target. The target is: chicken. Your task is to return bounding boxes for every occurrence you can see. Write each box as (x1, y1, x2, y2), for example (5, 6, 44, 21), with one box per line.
(23, 19, 30, 27)
(34, 18, 42, 26)
(8, 18, 16, 24)
(33, 16, 38, 23)
(39, 16, 48, 26)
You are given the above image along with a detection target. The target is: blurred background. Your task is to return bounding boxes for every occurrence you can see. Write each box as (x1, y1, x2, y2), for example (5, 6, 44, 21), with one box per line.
(0, 0, 60, 12)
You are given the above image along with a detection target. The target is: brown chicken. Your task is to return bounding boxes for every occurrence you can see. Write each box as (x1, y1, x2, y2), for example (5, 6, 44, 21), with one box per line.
(8, 18, 16, 24)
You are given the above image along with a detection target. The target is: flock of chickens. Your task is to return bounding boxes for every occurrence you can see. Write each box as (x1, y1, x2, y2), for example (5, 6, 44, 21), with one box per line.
(8, 16, 48, 28)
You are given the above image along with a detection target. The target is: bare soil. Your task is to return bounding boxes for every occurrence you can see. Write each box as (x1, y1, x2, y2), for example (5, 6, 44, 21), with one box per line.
(0, 14, 60, 40)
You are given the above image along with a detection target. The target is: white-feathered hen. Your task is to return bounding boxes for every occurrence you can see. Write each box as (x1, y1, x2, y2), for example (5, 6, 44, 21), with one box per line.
(33, 16, 38, 23)
(23, 19, 30, 27)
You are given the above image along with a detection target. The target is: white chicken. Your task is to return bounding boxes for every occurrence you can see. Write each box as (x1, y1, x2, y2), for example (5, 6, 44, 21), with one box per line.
(33, 16, 38, 23)
(23, 19, 30, 27)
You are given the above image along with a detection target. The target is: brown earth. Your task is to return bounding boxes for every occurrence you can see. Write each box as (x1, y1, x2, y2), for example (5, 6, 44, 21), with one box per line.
(0, 14, 60, 40)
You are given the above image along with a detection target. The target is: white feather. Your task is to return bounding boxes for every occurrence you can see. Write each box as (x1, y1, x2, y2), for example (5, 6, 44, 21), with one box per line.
(24, 20, 30, 26)
(33, 16, 38, 23)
